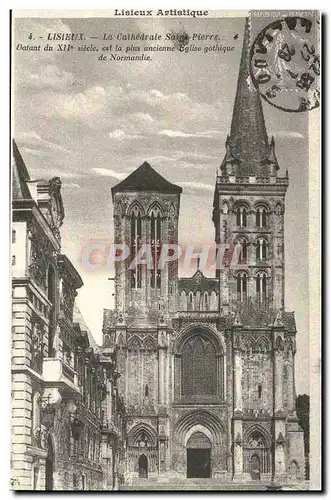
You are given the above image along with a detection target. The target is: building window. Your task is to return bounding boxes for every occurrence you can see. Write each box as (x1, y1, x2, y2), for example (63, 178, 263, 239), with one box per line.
(238, 238, 248, 264)
(236, 271, 248, 303)
(31, 392, 41, 447)
(181, 333, 218, 397)
(256, 272, 267, 304)
(258, 384, 262, 399)
(256, 207, 267, 228)
(236, 206, 247, 227)
(150, 208, 162, 289)
(33, 466, 39, 490)
(203, 292, 209, 311)
(256, 238, 267, 262)
(31, 323, 44, 374)
(188, 292, 194, 311)
(47, 265, 56, 357)
(144, 384, 149, 398)
(130, 206, 142, 289)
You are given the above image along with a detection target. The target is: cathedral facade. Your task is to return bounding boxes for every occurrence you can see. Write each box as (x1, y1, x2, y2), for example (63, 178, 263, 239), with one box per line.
(102, 22, 305, 484)
(11, 20, 306, 491)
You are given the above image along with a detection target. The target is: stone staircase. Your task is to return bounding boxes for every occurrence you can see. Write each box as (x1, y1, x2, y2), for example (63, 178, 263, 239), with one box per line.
(121, 477, 273, 491)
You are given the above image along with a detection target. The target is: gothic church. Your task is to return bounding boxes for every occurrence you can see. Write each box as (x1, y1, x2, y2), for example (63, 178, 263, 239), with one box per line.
(102, 20, 305, 484)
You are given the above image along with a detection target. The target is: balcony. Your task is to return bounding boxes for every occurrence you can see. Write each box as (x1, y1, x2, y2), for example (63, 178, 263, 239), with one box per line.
(42, 358, 81, 397)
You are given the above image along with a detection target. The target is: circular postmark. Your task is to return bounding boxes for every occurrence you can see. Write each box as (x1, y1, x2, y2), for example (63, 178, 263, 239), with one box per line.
(250, 17, 320, 112)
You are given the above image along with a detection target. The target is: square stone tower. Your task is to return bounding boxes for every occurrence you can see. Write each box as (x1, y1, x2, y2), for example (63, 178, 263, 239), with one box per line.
(212, 18, 305, 482)
(103, 162, 182, 477)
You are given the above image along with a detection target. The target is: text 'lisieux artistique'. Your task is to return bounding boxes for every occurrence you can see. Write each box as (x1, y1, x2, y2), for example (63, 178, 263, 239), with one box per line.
(114, 9, 209, 18)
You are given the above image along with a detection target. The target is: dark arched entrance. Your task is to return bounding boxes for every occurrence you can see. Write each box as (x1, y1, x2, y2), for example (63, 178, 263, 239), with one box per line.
(250, 453, 261, 480)
(186, 432, 211, 478)
(289, 460, 299, 480)
(138, 454, 148, 478)
(45, 436, 54, 490)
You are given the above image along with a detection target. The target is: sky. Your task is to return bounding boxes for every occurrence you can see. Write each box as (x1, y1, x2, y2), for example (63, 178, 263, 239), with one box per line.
(13, 15, 311, 394)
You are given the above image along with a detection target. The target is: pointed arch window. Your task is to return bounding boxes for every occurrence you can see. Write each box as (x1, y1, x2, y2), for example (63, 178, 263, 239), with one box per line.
(150, 208, 162, 289)
(130, 206, 142, 289)
(181, 334, 218, 397)
(238, 238, 248, 264)
(236, 206, 247, 228)
(237, 271, 248, 303)
(188, 291, 194, 311)
(256, 272, 267, 304)
(256, 238, 268, 262)
(203, 292, 209, 311)
(256, 206, 268, 228)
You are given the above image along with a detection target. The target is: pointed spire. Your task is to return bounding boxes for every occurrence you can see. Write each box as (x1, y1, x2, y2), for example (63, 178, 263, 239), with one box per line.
(264, 135, 279, 173)
(225, 18, 270, 176)
(12, 139, 32, 200)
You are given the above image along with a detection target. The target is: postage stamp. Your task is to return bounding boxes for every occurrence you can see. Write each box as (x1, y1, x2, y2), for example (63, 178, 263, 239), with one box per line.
(249, 11, 320, 112)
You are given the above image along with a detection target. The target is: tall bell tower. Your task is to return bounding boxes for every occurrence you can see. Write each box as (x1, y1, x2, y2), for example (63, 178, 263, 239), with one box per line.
(103, 162, 182, 478)
(111, 161, 182, 322)
(212, 18, 305, 482)
(213, 18, 288, 317)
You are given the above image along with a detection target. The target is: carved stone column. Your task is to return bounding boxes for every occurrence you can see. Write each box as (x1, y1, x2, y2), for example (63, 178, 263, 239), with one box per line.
(232, 330, 244, 477)
(233, 346, 242, 412)
(274, 343, 284, 413)
(158, 348, 165, 405)
(288, 344, 296, 413)
(233, 424, 243, 475)
(158, 328, 167, 405)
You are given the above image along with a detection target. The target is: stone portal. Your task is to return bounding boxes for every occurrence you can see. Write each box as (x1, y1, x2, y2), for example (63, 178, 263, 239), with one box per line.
(186, 432, 211, 478)
(138, 454, 148, 478)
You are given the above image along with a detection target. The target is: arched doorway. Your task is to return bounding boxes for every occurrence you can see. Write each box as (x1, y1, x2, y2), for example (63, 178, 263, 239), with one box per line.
(186, 432, 211, 478)
(45, 435, 54, 490)
(249, 453, 261, 480)
(244, 427, 271, 478)
(289, 460, 300, 480)
(138, 454, 148, 478)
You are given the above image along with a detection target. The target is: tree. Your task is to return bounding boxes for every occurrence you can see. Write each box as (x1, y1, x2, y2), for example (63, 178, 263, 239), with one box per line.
(296, 394, 310, 479)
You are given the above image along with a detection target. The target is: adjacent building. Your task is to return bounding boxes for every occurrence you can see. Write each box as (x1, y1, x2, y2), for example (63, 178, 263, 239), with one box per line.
(11, 141, 126, 490)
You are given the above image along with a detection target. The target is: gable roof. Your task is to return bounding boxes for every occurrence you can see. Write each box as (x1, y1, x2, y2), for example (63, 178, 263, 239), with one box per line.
(111, 161, 182, 197)
(73, 303, 100, 352)
(12, 139, 32, 200)
(179, 270, 219, 293)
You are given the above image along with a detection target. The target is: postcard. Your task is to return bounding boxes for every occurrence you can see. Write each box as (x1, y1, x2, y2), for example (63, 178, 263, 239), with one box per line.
(11, 9, 321, 491)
